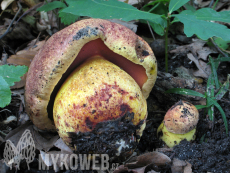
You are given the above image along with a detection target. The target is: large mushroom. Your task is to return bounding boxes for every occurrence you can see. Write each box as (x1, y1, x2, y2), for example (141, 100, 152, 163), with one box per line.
(25, 19, 157, 157)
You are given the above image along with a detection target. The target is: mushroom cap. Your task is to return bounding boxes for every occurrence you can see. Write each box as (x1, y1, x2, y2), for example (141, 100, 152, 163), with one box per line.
(25, 19, 157, 131)
(53, 57, 147, 152)
(163, 100, 199, 134)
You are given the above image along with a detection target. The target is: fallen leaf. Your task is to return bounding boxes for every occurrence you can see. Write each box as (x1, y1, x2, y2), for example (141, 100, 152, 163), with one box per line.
(187, 53, 211, 78)
(3, 116, 17, 124)
(170, 39, 217, 61)
(171, 158, 187, 173)
(7, 40, 46, 89)
(114, 152, 170, 173)
(184, 161, 192, 173)
(54, 138, 73, 153)
(127, 152, 171, 167)
(5, 122, 59, 152)
(1, 0, 14, 10)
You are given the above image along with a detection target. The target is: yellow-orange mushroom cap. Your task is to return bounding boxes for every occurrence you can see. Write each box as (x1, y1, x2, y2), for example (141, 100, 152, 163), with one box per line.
(164, 100, 199, 134)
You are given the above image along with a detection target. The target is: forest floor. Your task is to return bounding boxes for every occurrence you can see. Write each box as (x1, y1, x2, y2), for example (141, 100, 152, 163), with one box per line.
(0, 0, 230, 173)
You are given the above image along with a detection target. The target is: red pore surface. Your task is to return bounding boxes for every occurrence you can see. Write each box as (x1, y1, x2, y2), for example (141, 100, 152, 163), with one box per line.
(48, 39, 147, 119)
(64, 39, 147, 88)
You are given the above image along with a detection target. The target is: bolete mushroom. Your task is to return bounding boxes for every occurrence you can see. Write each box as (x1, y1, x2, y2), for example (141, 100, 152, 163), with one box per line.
(157, 100, 199, 148)
(25, 19, 157, 157)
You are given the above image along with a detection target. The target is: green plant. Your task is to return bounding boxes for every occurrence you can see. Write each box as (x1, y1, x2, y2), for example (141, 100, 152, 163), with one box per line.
(166, 56, 230, 135)
(38, 0, 230, 72)
(0, 65, 28, 108)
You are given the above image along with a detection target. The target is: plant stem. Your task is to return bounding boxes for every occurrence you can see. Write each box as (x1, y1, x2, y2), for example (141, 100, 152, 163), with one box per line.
(165, 16, 170, 73)
(212, 0, 219, 9)
(146, 21, 155, 40)
(148, 2, 160, 13)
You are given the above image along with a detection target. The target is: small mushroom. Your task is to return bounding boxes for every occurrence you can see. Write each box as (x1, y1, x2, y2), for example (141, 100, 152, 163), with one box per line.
(157, 100, 199, 148)
(25, 19, 157, 158)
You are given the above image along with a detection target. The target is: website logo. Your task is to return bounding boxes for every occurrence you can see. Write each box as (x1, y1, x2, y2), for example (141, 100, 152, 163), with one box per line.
(3, 129, 36, 170)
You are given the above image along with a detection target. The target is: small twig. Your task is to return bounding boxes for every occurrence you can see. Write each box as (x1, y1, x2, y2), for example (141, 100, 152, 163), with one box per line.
(0, 2, 22, 40)
(0, 109, 11, 113)
(208, 0, 215, 8)
(146, 21, 155, 40)
(13, 2, 44, 30)
(0, 130, 7, 136)
(209, 38, 228, 57)
(33, 32, 41, 46)
(1, 49, 8, 65)
(169, 153, 175, 160)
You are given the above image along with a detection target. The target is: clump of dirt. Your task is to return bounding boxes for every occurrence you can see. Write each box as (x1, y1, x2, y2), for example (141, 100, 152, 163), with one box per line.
(172, 138, 230, 172)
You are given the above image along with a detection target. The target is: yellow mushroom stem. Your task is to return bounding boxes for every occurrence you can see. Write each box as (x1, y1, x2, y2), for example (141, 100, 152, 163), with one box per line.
(157, 122, 196, 148)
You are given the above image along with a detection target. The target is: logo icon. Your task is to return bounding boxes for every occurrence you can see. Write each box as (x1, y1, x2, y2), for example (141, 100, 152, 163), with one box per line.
(3, 129, 36, 170)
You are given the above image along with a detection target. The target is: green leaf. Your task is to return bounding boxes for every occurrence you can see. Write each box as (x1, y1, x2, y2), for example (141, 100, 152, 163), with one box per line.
(194, 8, 230, 23)
(59, 9, 79, 25)
(0, 65, 28, 87)
(0, 76, 11, 108)
(140, 19, 166, 36)
(213, 56, 230, 62)
(169, 0, 190, 14)
(173, 10, 230, 41)
(213, 37, 230, 50)
(165, 88, 206, 98)
(22, 15, 36, 27)
(142, 0, 170, 9)
(206, 74, 215, 120)
(207, 97, 214, 121)
(184, 2, 196, 12)
(37, 1, 67, 12)
(62, 0, 164, 26)
(148, 2, 168, 15)
(149, 21, 165, 36)
(209, 56, 220, 89)
(195, 105, 209, 109)
(209, 98, 228, 134)
(215, 74, 230, 100)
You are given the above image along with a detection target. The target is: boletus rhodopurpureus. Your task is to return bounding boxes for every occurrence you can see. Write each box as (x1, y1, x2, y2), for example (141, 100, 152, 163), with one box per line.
(25, 19, 157, 158)
(157, 100, 199, 148)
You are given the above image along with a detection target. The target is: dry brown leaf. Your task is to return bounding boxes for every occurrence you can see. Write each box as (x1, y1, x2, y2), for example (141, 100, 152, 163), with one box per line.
(187, 53, 211, 78)
(54, 138, 73, 153)
(7, 40, 46, 89)
(114, 164, 159, 173)
(114, 152, 170, 173)
(170, 39, 217, 61)
(184, 161, 192, 173)
(171, 158, 187, 173)
(1, 0, 14, 10)
(127, 152, 171, 167)
(194, 0, 211, 7)
(5, 122, 59, 152)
